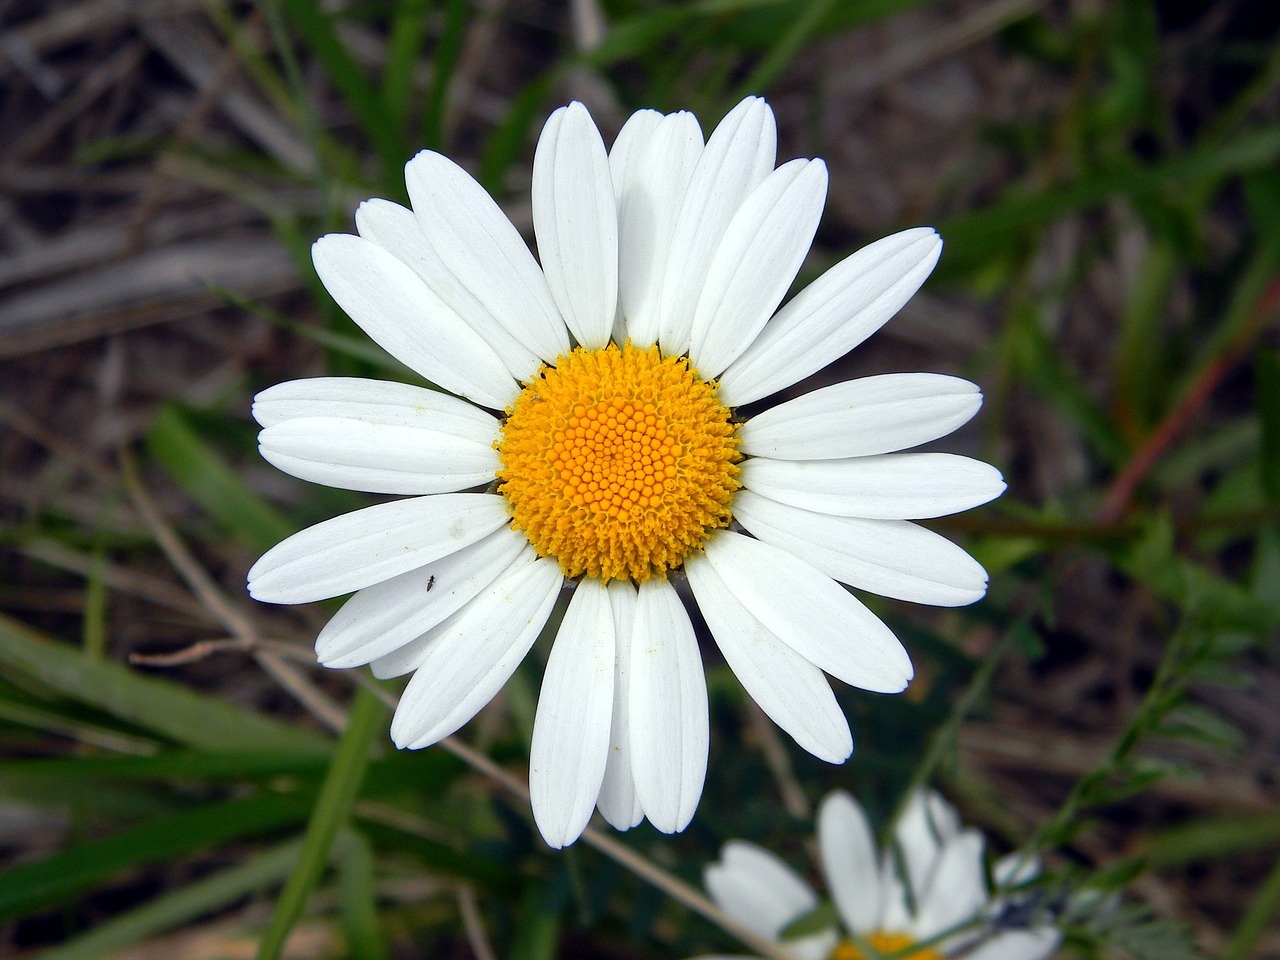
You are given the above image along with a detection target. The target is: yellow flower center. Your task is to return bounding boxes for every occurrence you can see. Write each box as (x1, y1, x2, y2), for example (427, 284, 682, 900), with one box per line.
(831, 932, 944, 960)
(497, 342, 740, 582)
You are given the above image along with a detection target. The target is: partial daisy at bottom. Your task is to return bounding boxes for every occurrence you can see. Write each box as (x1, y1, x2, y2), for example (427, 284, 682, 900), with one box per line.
(247, 96, 1005, 847)
(699, 790, 1061, 960)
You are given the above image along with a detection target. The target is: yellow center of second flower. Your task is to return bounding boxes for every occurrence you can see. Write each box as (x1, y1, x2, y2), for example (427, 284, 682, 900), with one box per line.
(831, 932, 944, 960)
(497, 342, 740, 583)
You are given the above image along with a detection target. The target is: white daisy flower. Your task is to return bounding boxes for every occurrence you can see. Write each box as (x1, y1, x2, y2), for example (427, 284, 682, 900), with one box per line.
(701, 790, 1061, 960)
(248, 97, 1005, 848)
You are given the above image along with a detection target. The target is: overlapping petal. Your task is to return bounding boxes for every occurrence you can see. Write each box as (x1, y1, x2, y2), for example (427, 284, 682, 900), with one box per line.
(530, 578, 616, 848)
(247, 493, 509, 604)
(533, 102, 618, 350)
(732, 490, 988, 606)
(689, 157, 827, 379)
(628, 579, 708, 834)
(686, 551, 853, 762)
(311, 235, 516, 409)
(405, 150, 570, 364)
(658, 97, 777, 356)
(718, 227, 943, 406)
(596, 581, 643, 830)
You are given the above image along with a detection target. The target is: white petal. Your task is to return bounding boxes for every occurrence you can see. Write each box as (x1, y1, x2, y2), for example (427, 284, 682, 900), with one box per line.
(740, 454, 1006, 520)
(964, 929, 1062, 960)
(732, 491, 989, 606)
(877, 853, 913, 933)
(608, 109, 664, 205)
(689, 158, 827, 378)
(817, 790, 880, 934)
(738, 374, 982, 460)
(703, 531, 913, 694)
(596, 581, 643, 831)
(355, 199, 542, 381)
(628, 579, 708, 833)
(718, 228, 943, 406)
(993, 851, 1042, 889)
(893, 790, 961, 915)
(315, 527, 526, 668)
(388, 550, 561, 745)
(617, 111, 704, 346)
(253, 377, 499, 433)
(915, 830, 988, 939)
(685, 552, 852, 762)
(405, 150, 570, 364)
(311, 234, 516, 409)
(248, 493, 509, 604)
(259, 416, 498, 495)
(706, 840, 817, 939)
(657, 97, 776, 357)
(529, 578, 616, 848)
(532, 103, 617, 351)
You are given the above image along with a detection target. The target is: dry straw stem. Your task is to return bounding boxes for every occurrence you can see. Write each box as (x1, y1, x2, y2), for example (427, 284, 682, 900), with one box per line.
(118, 446, 347, 734)
(357, 679, 796, 960)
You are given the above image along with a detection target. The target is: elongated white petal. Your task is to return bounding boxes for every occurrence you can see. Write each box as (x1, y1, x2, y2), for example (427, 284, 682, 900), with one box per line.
(963, 929, 1062, 960)
(707, 841, 816, 936)
(741, 453, 1006, 520)
(738, 374, 982, 460)
(259, 416, 498, 495)
(915, 830, 988, 940)
(355, 199, 542, 381)
(703, 531, 913, 694)
(388, 550, 562, 745)
(530, 579, 615, 848)
(685, 552, 852, 762)
(732, 491, 989, 606)
(253, 377, 499, 433)
(689, 158, 827, 378)
(817, 790, 881, 934)
(405, 150, 570, 364)
(608, 109, 663, 205)
(657, 97, 776, 356)
(315, 527, 526, 668)
(894, 790, 961, 913)
(596, 581, 643, 831)
(617, 111, 704, 346)
(311, 234, 516, 409)
(533, 102, 617, 350)
(718, 228, 942, 406)
(628, 579, 708, 833)
(248, 493, 509, 604)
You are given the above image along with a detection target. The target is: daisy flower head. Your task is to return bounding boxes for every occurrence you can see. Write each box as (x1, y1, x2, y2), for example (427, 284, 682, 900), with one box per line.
(247, 97, 1005, 848)
(701, 790, 1061, 960)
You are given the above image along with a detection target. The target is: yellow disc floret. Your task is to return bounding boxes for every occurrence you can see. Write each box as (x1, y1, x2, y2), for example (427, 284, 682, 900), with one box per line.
(831, 932, 944, 960)
(497, 342, 740, 582)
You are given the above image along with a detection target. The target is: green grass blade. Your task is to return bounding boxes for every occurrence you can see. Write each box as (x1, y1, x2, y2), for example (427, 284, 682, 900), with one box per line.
(30, 840, 304, 960)
(1223, 852, 1280, 960)
(336, 829, 389, 960)
(382, 0, 432, 136)
(421, 0, 468, 151)
(255, 686, 386, 960)
(0, 792, 311, 921)
(0, 613, 329, 754)
(277, 0, 404, 193)
(147, 403, 296, 554)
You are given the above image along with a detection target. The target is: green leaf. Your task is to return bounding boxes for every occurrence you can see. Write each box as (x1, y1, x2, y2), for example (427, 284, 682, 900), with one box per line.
(255, 686, 386, 960)
(0, 613, 329, 755)
(29, 840, 303, 960)
(1257, 350, 1280, 501)
(0, 792, 311, 921)
(147, 403, 296, 553)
